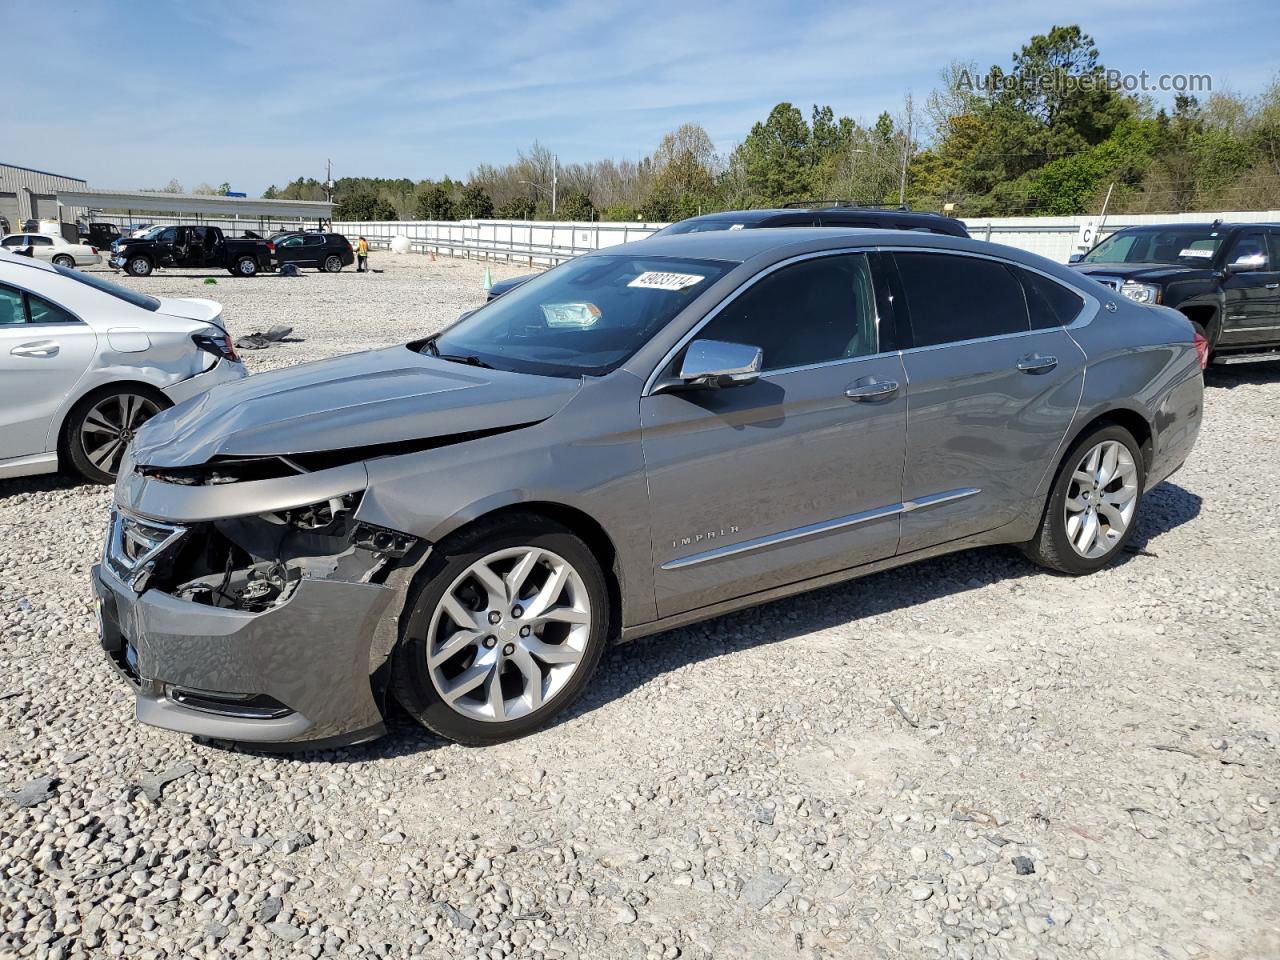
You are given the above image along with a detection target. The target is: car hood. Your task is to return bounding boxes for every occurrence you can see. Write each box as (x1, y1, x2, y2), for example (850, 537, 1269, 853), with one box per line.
(157, 297, 223, 324)
(1072, 263, 1215, 283)
(131, 345, 582, 468)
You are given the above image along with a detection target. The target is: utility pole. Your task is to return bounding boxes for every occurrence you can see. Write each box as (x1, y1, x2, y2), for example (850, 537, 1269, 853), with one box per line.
(325, 159, 333, 202)
(898, 93, 913, 208)
(552, 154, 558, 217)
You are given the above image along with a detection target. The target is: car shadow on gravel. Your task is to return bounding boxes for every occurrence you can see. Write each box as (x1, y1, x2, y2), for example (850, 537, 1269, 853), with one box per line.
(247, 480, 1202, 762)
(0, 472, 92, 498)
(1205, 359, 1280, 389)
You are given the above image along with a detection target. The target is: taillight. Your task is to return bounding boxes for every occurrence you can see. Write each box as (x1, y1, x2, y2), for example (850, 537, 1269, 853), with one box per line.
(266, 241, 275, 253)
(1193, 330, 1209, 370)
(193, 330, 240, 363)
(90, 246, 99, 254)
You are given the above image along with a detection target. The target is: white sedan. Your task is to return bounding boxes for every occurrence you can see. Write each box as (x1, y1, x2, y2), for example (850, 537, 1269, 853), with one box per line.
(0, 250, 247, 483)
(1, 232, 103, 268)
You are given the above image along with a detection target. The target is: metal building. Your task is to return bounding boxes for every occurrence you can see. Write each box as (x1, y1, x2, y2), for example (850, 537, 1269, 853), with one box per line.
(0, 163, 88, 230)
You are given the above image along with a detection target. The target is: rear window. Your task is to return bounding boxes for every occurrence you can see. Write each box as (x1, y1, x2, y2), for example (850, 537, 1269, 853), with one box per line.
(52, 263, 160, 311)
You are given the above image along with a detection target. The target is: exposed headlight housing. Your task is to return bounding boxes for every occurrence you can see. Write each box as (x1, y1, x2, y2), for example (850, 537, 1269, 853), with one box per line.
(1120, 281, 1161, 304)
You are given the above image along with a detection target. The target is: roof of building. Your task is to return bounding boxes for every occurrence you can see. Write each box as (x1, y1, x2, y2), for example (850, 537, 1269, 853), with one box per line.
(54, 189, 333, 219)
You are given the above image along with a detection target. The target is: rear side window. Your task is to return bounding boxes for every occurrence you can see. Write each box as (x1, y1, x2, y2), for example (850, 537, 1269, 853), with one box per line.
(698, 254, 877, 370)
(1017, 268, 1085, 329)
(27, 294, 77, 324)
(30, 236, 52, 246)
(894, 252, 1029, 347)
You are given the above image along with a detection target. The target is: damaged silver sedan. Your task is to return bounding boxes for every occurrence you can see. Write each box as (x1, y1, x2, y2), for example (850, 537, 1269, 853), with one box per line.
(93, 229, 1203, 748)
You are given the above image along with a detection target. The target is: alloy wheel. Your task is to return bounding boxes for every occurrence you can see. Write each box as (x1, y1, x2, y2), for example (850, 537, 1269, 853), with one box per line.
(324, 255, 341, 272)
(426, 547, 591, 723)
(79, 393, 161, 476)
(1064, 439, 1138, 559)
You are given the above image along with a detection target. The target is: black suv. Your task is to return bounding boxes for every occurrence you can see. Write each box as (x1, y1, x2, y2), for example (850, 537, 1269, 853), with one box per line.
(270, 231, 355, 272)
(486, 204, 969, 300)
(1072, 221, 1280, 363)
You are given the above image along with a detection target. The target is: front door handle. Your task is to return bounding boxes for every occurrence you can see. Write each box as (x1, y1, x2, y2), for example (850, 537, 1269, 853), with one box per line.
(1265, 282, 1278, 289)
(1016, 354, 1057, 374)
(844, 378, 900, 401)
(10, 340, 59, 358)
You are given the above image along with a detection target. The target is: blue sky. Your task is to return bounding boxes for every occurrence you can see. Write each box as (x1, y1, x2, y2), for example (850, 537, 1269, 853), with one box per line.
(4, 0, 1277, 195)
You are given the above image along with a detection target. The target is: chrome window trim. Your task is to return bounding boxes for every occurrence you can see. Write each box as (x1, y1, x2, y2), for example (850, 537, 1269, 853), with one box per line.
(661, 487, 980, 570)
(0, 279, 88, 327)
(642, 245, 1100, 395)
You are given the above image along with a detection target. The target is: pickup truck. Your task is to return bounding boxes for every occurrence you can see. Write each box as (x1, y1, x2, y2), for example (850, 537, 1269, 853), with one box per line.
(110, 225, 275, 277)
(1072, 220, 1280, 364)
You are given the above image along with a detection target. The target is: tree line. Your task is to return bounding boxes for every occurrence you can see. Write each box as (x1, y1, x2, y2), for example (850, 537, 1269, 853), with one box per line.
(260, 26, 1280, 222)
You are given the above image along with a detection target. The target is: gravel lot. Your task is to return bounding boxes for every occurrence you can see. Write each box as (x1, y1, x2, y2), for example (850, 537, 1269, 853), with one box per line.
(1, 253, 1277, 960)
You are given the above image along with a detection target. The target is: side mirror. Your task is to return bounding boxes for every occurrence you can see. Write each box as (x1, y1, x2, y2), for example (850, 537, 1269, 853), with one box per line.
(656, 339, 763, 393)
(1068, 252, 1084, 264)
(1225, 258, 1266, 275)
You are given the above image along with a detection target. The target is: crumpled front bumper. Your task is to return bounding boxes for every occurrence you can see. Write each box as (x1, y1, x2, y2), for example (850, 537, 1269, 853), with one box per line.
(93, 558, 394, 748)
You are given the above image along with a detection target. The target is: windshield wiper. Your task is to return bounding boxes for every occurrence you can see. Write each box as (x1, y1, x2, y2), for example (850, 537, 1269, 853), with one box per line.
(438, 353, 493, 369)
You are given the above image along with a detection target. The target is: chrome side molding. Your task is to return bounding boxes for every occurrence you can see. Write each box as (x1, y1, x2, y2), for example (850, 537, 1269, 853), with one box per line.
(660, 488, 980, 571)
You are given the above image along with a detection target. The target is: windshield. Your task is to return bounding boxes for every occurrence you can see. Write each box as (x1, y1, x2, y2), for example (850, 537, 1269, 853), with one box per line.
(1082, 228, 1225, 266)
(429, 255, 734, 377)
(53, 263, 160, 311)
(651, 220, 747, 237)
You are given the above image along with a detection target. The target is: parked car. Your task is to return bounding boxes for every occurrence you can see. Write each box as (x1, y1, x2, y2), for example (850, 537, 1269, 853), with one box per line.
(1071, 221, 1280, 363)
(2, 233, 102, 268)
(0, 250, 246, 483)
(485, 204, 970, 301)
(271, 231, 354, 272)
(94, 228, 1203, 750)
(81, 221, 122, 249)
(110, 225, 275, 277)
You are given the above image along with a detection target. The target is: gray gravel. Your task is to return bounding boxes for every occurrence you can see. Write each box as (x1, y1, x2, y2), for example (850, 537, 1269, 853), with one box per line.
(1, 253, 1277, 959)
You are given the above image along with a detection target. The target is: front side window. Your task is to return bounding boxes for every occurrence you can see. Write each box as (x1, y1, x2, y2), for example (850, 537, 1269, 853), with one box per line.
(895, 252, 1028, 347)
(156, 228, 177, 243)
(697, 254, 877, 370)
(280, 236, 304, 247)
(0, 284, 25, 324)
(1227, 232, 1269, 270)
(1, 235, 24, 248)
(430, 255, 733, 378)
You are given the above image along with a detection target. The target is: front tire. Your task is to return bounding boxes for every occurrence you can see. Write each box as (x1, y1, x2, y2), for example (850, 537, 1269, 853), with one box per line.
(63, 386, 169, 484)
(393, 513, 609, 745)
(126, 256, 153, 277)
(1022, 424, 1145, 575)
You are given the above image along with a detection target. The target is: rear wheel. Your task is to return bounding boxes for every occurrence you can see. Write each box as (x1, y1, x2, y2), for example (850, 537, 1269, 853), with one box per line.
(234, 255, 258, 277)
(52, 254, 75, 269)
(323, 254, 342, 273)
(393, 514, 609, 745)
(1022, 424, 1145, 575)
(63, 386, 169, 484)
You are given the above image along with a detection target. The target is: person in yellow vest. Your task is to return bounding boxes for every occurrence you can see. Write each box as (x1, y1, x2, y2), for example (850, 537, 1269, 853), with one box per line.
(355, 236, 369, 272)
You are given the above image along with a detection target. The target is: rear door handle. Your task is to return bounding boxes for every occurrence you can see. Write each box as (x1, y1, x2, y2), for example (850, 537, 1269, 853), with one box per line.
(844, 378, 900, 401)
(10, 340, 59, 358)
(1016, 354, 1057, 374)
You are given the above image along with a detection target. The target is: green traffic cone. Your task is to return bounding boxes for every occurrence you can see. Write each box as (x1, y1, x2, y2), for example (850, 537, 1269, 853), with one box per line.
(483, 267, 493, 291)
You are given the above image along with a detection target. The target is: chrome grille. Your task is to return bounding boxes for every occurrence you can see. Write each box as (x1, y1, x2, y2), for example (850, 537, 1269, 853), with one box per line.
(105, 509, 186, 588)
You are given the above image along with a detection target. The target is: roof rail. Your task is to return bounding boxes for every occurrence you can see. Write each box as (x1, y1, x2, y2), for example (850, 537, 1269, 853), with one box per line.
(780, 200, 914, 211)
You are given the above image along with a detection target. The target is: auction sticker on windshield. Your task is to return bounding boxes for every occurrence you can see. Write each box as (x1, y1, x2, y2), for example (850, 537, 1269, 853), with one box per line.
(628, 271, 705, 291)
